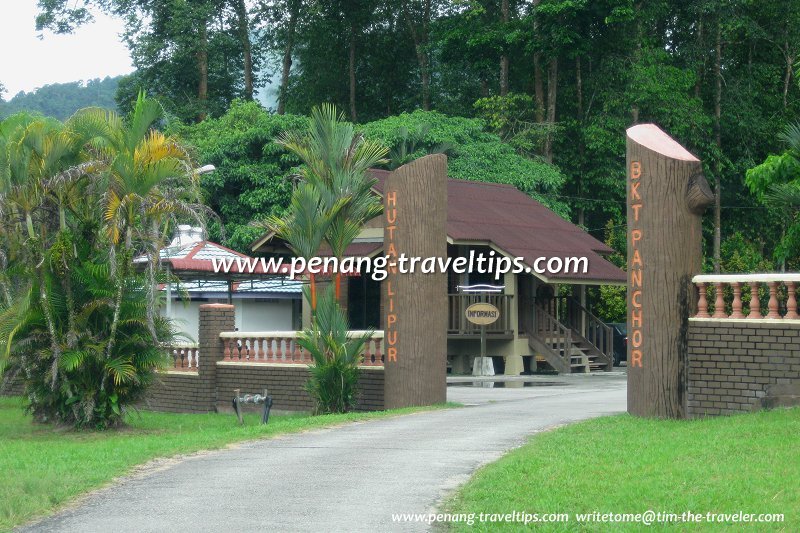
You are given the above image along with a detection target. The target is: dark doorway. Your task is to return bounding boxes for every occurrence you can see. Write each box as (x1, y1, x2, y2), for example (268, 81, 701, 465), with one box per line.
(348, 275, 381, 329)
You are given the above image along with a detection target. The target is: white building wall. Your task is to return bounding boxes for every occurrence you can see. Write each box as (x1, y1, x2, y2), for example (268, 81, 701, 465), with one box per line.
(164, 298, 296, 343)
(167, 300, 205, 344)
(236, 299, 294, 331)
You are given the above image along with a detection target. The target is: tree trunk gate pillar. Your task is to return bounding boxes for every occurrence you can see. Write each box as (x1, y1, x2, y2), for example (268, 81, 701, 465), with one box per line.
(383, 154, 448, 408)
(626, 125, 714, 418)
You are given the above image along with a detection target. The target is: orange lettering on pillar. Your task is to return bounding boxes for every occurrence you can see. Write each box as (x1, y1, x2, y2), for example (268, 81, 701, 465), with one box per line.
(631, 161, 641, 179)
(385, 189, 399, 364)
(631, 308, 643, 328)
(629, 160, 644, 368)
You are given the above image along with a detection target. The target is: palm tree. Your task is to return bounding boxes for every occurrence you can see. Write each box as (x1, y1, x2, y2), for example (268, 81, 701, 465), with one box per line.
(0, 97, 206, 427)
(0, 113, 85, 389)
(264, 181, 344, 311)
(296, 284, 373, 413)
(277, 104, 388, 298)
(69, 92, 205, 361)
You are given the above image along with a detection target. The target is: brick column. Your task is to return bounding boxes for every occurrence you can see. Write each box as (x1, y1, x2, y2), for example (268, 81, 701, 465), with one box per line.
(198, 304, 235, 412)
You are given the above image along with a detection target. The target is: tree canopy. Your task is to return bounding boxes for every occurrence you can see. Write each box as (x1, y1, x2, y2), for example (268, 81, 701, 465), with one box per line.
(173, 101, 569, 253)
(31, 0, 800, 268)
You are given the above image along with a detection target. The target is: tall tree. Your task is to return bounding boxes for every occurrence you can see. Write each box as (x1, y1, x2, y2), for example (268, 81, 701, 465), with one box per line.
(232, 0, 255, 101)
(402, 0, 434, 110)
(37, 0, 259, 122)
(276, 0, 301, 114)
(500, 0, 510, 96)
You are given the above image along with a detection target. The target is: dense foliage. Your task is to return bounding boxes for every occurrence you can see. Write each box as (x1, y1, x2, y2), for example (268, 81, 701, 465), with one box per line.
(169, 101, 306, 251)
(746, 123, 800, 267)
(0, 95, 204, 428)
(0, 77, 121, 121)
(363, 110, 568, 216)
(35, 0, 800, 269)
(175, 102, 569, 253)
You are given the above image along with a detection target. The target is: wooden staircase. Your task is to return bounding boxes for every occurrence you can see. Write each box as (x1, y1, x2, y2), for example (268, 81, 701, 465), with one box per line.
(527, 300, 614, 374)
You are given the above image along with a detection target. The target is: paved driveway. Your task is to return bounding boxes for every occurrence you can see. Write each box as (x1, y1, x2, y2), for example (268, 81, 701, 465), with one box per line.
(20, 372, 627, 532)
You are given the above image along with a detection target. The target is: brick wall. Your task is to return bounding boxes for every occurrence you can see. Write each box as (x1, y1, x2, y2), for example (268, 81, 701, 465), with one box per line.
(141, 372, 206, 413)
(216, 363, 384, 413)
(4, 304, 386, 414)
(687, 319, 800, 417)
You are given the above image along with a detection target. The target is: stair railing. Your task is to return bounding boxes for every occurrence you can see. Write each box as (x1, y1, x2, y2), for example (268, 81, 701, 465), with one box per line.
(533, 303, 573, 369)
(549, 296, 614, 364)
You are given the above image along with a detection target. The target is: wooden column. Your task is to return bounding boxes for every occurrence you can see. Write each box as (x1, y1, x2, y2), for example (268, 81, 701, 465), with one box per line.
(383, 155, 448, 408)
(626, 125, 714, 419)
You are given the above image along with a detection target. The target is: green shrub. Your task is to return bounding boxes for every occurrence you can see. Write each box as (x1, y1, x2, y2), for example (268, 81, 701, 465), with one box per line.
(4, 251, 175, 428)
(296, 287, 371, 414)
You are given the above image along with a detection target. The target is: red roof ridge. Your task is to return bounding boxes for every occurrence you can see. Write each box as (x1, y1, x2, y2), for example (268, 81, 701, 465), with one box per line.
(185, 240, 249, 259)
(182, 241, 205, 260)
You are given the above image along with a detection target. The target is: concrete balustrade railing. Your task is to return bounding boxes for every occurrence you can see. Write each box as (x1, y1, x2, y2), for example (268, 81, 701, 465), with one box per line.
(218, 330, 385, 366)
(166, 344, 200, 371)
(692, 274, 800, 320)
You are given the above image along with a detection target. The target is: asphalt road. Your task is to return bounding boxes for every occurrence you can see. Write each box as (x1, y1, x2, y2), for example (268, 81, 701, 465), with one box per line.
(19, 372, 627, 533)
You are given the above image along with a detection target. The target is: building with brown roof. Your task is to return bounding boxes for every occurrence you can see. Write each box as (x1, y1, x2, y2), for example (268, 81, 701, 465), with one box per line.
(252, 171, 626, 375)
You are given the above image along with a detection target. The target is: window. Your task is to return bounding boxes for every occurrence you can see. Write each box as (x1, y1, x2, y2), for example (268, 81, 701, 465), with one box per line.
(348, 276, 381, 329)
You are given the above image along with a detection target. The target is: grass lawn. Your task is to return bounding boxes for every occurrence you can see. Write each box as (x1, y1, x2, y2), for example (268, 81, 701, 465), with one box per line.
(0, 396, 452, 531)
(446, 408, 799, 532)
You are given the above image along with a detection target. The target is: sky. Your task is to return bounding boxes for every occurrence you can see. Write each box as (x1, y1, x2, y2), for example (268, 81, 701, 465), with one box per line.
(0, 1, 133, 97)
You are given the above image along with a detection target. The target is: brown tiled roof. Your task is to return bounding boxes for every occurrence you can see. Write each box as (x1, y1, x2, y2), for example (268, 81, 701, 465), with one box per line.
(369, 169, 625, 284)
(316, 242, 383, 258)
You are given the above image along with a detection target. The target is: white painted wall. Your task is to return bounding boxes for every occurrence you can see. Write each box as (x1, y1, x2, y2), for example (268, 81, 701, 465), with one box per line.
(236, 300, 294, 332)
(167, 300, 208, 343)
(163, 298, 296, 343)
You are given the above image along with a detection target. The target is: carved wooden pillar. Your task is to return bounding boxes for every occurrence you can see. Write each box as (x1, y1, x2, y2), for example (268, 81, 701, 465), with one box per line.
(383, 155, 448, 408)
(626, 125, 713, 419)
